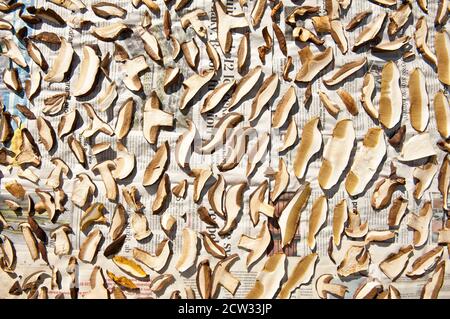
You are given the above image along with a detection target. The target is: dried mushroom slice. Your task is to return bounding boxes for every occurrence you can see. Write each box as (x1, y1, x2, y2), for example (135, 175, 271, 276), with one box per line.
(121, 55, 149, 92)
(293, 117, 322, 179)
(246, 132, 270, 176)
(46, 158, 70, 189)
(201, 232, 227, 259)
(388, 196, 409, 228)
(435, 0, 449, 26)
(92, 2, 127, 19)
(113, 256, 148, 279)
(337, 245, 370, 277)
(196, 260, 212, 299)
(373, 35, 410, 52)
(330, 20, 348, 54)
(238, 220, 271, 270)
(92, 160, 117, 201)
(115, 98, 135, 140)
(277, 253, 318, 299)
(25, 71, 41, 102)
(112, 142, 135, 180)
(293, 27, 324, 45)
(80, 203, 107, 232)
(50, 224, 72, 256)
(346, 10, 372, 31)
(421, 261, 445, 299)
(181, 39, 199, 69)
(143, 141, 169, 186)
(228, 66, 262, 110)
(44, 37, 74, 83)
(270, 158, 290, 202)
(201, 112, 244, 154)
(413, 156, 438, 200)
(181, 9, 207, 38)
(68, 136, 87, 165)
(315, 274, 347, 299)
(278, 117, 298, 152)
(439, 155, 450, 210)
(379, 61, 402, 129)
(19, 223, 39, 261)
(0, 235, 16, 272)
(414, 17, 437, 67)
(176, 228, 198, 273)
(152, 173, 170, 214)
(36, 116, 56, 152)
(295, 46, 333, 83)
(435, 29, 450, 86)
(379, 245, 414, 281)
(211, 254, 240, 297)
(353, 12, 386, 49)
(407, 246, 443, 277)
(130, 212, 151, 241)
(307, 196, 328, 250)
(278, 183, 311, 247)
(353, 278, 382, 299)
(0, 38, 27, 68)
(219, 182, 246, 236)
(434, 91, 450, 139)
(272, 86, 297, 129)
(3, 68, 22, 93)
(143, 92, 174, 145)
(318, 119, 355, 190)
(323, 57, 366, 86)
(311, 16, 331, 33)
(92, 22, 130, 41)
(249, 74, 278, 122)
(398, 133, 436, 162)
(332, 199, 349, 247)
(180, 69, 215, 111)
(360, 72, 377, 119)
(387, 1, 411, 36)
(106, 270, 138, 291)
(197, 206, 218, 228)
(192, 168, 213, 203)
(208, 174, 226, 219)
(161, 213, 176, 235)
(409, 68, 429, 133)
(319, 91, 341, 117)
(345, 209, 368, 239)
(5, 180, 26, 199)
(150, 274, 174, 294)
(82, 103, 114, 138)
(371, 167, 406, 210)
(337, 89, 358, 116)
(237, 33, 249, 74)
(78, 228, 103, 263)
(175, 119, 196, 170)
(407, 201, 433, 247)
(246, 253, 286, 299)
(201, 80, 235, 114)
(73, 45, 100, 97)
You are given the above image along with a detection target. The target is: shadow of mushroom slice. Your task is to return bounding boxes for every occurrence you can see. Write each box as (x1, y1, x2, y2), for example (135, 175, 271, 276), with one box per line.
(25, 71, 41, 102)
(246, 253, 286, 299)
(152, 173, 170, 214)
(143, 92, 174, 145)
(82, 103, 114, 138)
(121, 55, 149, 92)
(92, 2, 127, 19)
(371, 168, 406, 211)
(181, 38, 199, 69)
(353, 278, 382, 299)
(36, 116, 55, 152)
(435, 0, 449, 26)
(434, 91, 450, 139)
(413, 156, 438, 200)
(408, 68, 429, 133)
(80, 202, 107, 232)
(324, 57, 366, 86)
(439, 155, 450, 210)
(130, 212, 151, 241)
(72, 45, 100, 97)
(407, 201, 433, 247)
(50, 224, 72, 256)
(211, 253, 240, 297)
(113, 255, 148, 279)
(293, 116, 322, 179)
(307, 195, 328, 250)
(270, 158, 289, 202)
(106, 269, 138, 291)
(71, 173, 96, 208)
(208, 174, 226, 219)
(219, 182, 246, 236)
(228, 66, 263, 110)
(278, 183, 311, 247)
(238, 220, 270, 270)
(201, 80, 235, 114)
(421, 260, 446, 299)
(272, 86, 297, 129)
(295, 46, 333, 83)
(44, 37, 73, 83)
(150, 274, 174, 295)
(180, 69, 215, 111)
(93, 160, 117, 201)
(196, 259, 212, 299)
(345, 127, 386, 197)
(414, 17, 437, 67)
(353, 12, 386, 49)
(436, 29, 450, 86)
(319, 90, 341, 117)
(172, 179, 187, 199)
(379, 245, 413, 281)
(318, 119, 355, 190)
(246, 131, 269, 176)
(277, 253, 318, 299)
(315, 274, 347, 299)
(78, 228, 103, 263)
(213, 0, 249, 54)
(181, 9, 208, 38)
(84, 266, 109, 299)
(137, 26, 162, 63)
(92, 22, 129, 41)
(201, 232, 227, 259)
(388, 196, 408, 228)
(143, 141, 169, 186)
(133, 239, 172, 272)
(379, 61, 402, 129)
(398, 133, 437, 162)
(344, 208, 368, 239)
(175, 119, 196, 170)
(176, 228, 199, 273)
(201, 113, 244, 154)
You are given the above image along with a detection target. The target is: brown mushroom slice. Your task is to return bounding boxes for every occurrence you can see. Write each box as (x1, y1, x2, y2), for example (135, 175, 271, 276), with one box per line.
(323, 57, 366, 86)
(413, 156, 438, 200)
(337, 245, 370, 277)
(160, 213, 176, 235)
(249, 180, 274, 226)
(80, 203, 107, 232)
(293, 27, 324, 45)
(24, 71, 41, 102)
(246, 253, 286, 299)
(3, 68, 22, 93)
(196, 260, 212, 299)
(208, 174, 226, 219)
(270, 158, 290, 202)
(91, 22, 129, 41)
(36, 116, 55, 152)
(238, 220, 270, 269)
(434, 91, 450, 139)
(92, 160, 117, 201)
(143, 92, 174, 145)
(319, 119, 355, 190)
(250, 0, 266, 26)
(143, 141, 169, 186)
(181, 9, 207, 38)
(311, 16, 331, 33)
(201, 80, 235, 114)
(344, 209, 368, 239)
(249, 74, 278, 122)
(112, 255, 148, 279)
(307, 196, 328, 250)
(246, 132, 270, 176)
(353, 279, 382, 299)
(379, 245, 413, 281)
(0, 235, 16, 272)
(366, 230, 397, 244)
(26, 39, 48, 71)
(18, 168, 39, 184)
(237, 33, 249, 74)
(201, 112, 244, 154)
(379, 61, 402, 129)
(373, 35, 410, 52)
(15, 128, 42, 167)
(15, 104, 36, 120)
(345, 127, 386, 197)
(50, 224, 72, 256)
(122, 186, 144, 211)
(333, 199, 349, 246)
(0, 111, 13, 145)
(92, 2, 126, 18)
(387, 1, 411, 36)
(44, 37, 73, 83)
(285, 6, 320, 25)
(4, 180, 26, 199)
(72, 45, 100, 97)
(360, 72, 378, 119)
(219, 183, 246, 236)
(173, 120, 196, 170)
(197, 206, 218, 228)
(330, 20, 348, 54)
(414, 17, 437, 67)
(114, 98, 134, 140)
(421, 261, 445, 299)
(112, 142, 135, 180)
(192, 168, 213, 203)
(435, 0, 449, 26)
(214, 0, 249, 53)
(407, 246, 443, 277)
(278, 183, 311, 247)
(228, 66, 262, 110)
(98, 81, 117, 108)
(0, 38, 27, 68)
(337, 89, 358, 116)
(133, 0, 160, 13)
(82, 103, 114, 137)
(92, 141, 111, 156)
(211, 253, 240, 297)
(68, 135, 86, 166)
(295, 46, 333, 83)
(388, 196, 408, 227)
(407, 68, 429, 134)
(181, 39, 199, 69)
(272, 86, 297, 129)
(19, 223, 39, 261)
(398, 133, 436, 162)
(78, 228, 103, 263)
(152, 173, 170, 214)
(353, 12, 386, 49)
(172, 179, 187, 199)
(122, 55, 149, 92)
(315, 274, 347, 299)
(319, 90, 341, 117)
(106, 270, 138, 291)
(439, 155, 450, 210)
(108, 204, 127, 241)
(346, 10, 372, 31)
(44, 92, 69, 116)
(180, 69, 215, 111)
(293, 117, 322, 179)
(150, 274, 174, 294)
(130, 212, 151, 241)
(176, 228, 198, 273)
(201, 232, 226, 259)
(407, 201, 432, 247)
(277, 253, 318, 299)
(35, 189, 57, 221)
(436, 29, 450, 86)
(163, 67, 180, 92)
(46, 158, 70, 189)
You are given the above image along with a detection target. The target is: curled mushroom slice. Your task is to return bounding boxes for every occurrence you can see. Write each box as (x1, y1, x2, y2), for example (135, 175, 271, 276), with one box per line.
(0, 38, 26, 68)
(360, 72, 378, 119)
(238, 220, 270, 270)
(80, 203, 107, 232)
(246, 253, 286, 299)
(293, 27, 324, 45)
(109, 203, 127, 241)
(246, 132, 269, 176)
(319, 119, 355, 190)
(413, 156, 438, 200)
(44, 37, 73, 83)
(379, 245, 413, 281)
(121, 55, 149, 92)
(114, 98, 134, 140)
(46, 158, 70, 189)
(50, 224, 72, 256)
(92, 2, 127, 19)
(272, 87, 297, 129)
(160, 213, 176, 235)
(211, 254, 240, 297)
(136, 26, 162, 63)
(180, 69, 215, 111)
(130, 212, 151, 241)
(353, 12, 386, 49)
(337, 245, 370, 277)
(345, 127, 386, 197)
(278, 117, 298, 153)
(407, 201, 432, 247)
(439, 155, 450, 210)
(387, 1, 411, 36)
(407, 246, 443, 277)
(97, 80, 118, 112)
(278, 253, 318, 299)
(36, 116, 55, 152)
(435, 0, 449, 26)
(181, 39, 199, 70)
(379, 61, 402, 129)
(330, 20, 348, 54)
(92, 22, 129, 41)
(19, 223, 39, 261)
(201, 232, 226, 259)
(201, 112, 244, 154)
(3, 68, 22, 93)
(248, 181, 274, 226)
(319, 90, 341, 117)
(345, 208, 368, 239)
(0, 235, 16, 272)
(197, 206, 218, 228)
(237, 33, 249, 74)
(228, 66, 262, 110)
(208, 174, 226, 219)
(150, 274, 174, 295)
(143, 92, 174, 145)
(78, 228, 103, 263)
(295, 46, 333, 83)
(213, 0, 249, 53)
(133, 239, 172, 273)
(68, 135, 87, 166)
(192, 168, 213, 203)
(25, 39, 47, 71)
(421, 261, 445, 299)
(25, 71, 41, 102)
(436, 29, 450, 86)
(44, 92, 69, 116)
(196, 260, 212, 299)
(346, 10, 372, 30)
(270, 158, 289, 202)
(434, 91, 450, 139)
(315, 274, 347, 299)
(307, 196, 328, 250)
(143, 141, 169, 187)
(106, 270, 138, 291)
(373, 35, 410, 52)
(398, 133, 436, 162)
(293, 117, 322, 179)
(152, 174, 170, 214)
(73, 45, 100, 97)
(278, 183, 311, 247)
(324, 57, 366, 86)
(219, 183, 246, 236)
(353, 278, 382, 299)
(175, 119, 196, 170)
(201, 80, 235, 114)
(172, 179, 187, 199)
(176, 228, 198, 273)
(409, 68, 429, 133)
(371, 166, 406, 210)
(388, 196, 408, 228)
(414, 17, 437, 67)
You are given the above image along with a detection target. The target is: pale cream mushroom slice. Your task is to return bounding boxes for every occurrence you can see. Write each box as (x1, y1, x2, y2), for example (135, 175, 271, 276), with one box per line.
(208, 174, 226, 219)
(175, 119, 196, 170)
(414, 17, 437, 67)
(421, 261, 445, 299)
(112, 142, 135, 180)
(91, 22, 130, 41)
(92, 2, 127, 18)
(44, 37, 74, 83)
(293, 117, 322, 179)
(84, 267, 109, 299)
(201, 232, 227, 259)
(277, 253, 318, 299)
(318, 119, 355, 190)
(272, 86, 297, 129)
(387, 1, 411, 36)
(246, 132, 270, 176)
(270, 158, 289, 202)
(3, 68, 22, 93)
(121, 55, 149, 92)
(152, 173, 170, 214)
(46, 158, 70, 189)
(439, 155, 450, 210)
(278, 183, 311, 247)
(238, 220, 271, 270)
(201, 112, 244, 154)
(143, 141, 169, 186)
(115, 98, 135, 140)
(176, 228, 199, 273)
(278, 117, 298, 153)
(295, 46, 334, 83)
(80, 203, 107, 232)
(161, 213, 176, 235)
(133, 0, 160, 13)
(435, 29, 450, 86)
(407, 246, 443, 277)
(35, 189, 57, 221)
(50, 224, 72, 256)
(388, 196, 408, 228)
(353, 278, 383, 299)
(337, 245, 370, 277)
(71, 173, 96, 208)
(109, 203, 127, 241)
(192, 168, 213, 203)
(130, 212, 151, 241)
(237, 33, 249, 73)
(407, 201, 433, 247)
(44, 92, 69, 116)
(181, 39, 199, 69)
(172, 179, 187, 199)
(379, 61, 402, 129)
(413, 156, 438, 200)
(409, 68, 429, 133)
(315, 274, 347, 299)
(353, 12, 387, 49)
(57, 109, 78, 139)
(19, 222, 39, 261)
(163, 67, 180, 92)
(133, 239, 172, 273)
(323, 57, 366, 86)
(319, 90, 341, 117)
(219, 182, 246, 236)
(398, 133, 436, 162)
(213, 0, 249, 53)
(180, 69, 215, 111)
(143, 91, 174, 145)
(293, 26, 324, 45)
(211, 254, 240, 297)
(18, 168, 39, 184)
(380, 245, 414, 281)
(92, 160, 117, 201)
(246, 253, 286, 299)
(181, 9, 208, 38)
(25, 39, 47, 71)
(345, 127, 386, 197)
(136, 26, 162, 63)
(78, 228, 103, 263)
(345, 208, 368, 239)
(201, 80, 235, 114)
(361, 72, 378, 119)
(122, 185, 144, 212)
(25, 71, 41, 102)
(72, 45, 100, 97)
(372, 35, 410, 52)
(377, 285, 401, 299)
(228, 66, 262, 110)
(49, 0, 86, 11)
(249, 74, 279, 122)
(371, 165, 406, 210)
(434, 91, 450, 139)
(36, 116, 55, 152)
(82, 103, 114, 138)
(330, 20, 348, 54)
(307, 196, 328, 250)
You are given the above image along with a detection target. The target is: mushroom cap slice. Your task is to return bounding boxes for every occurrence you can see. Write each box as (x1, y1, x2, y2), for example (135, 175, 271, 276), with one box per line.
(434, 90, 450, 139)
(278, 183, 311, 247)
(175, 119, 196, 170)
(112, 255, 148, 279)
(196, 259, 212, 299)
(143, 141, 169, 186)
(398, 133, 437, 162)
(219, 182, 246, 236)
(407, 201, 433, 247)
(435, 29, 450, 86)
(353, 278, 382, 299)
(246, 253, 286, 299)
(92, 22, 129, 41)
(270, 158, 290, 202)
(208, 174, 226, 219)
(409, 68, 429, 133)
(143, 91, 174, 145)
(379, 61, 402, 129)
(323, 57, 366, 86)
(246, 132, 270, 177)
(80, 203, 107, 231)
(272, 86, 297, 129)
(115, 98, 135, 140)
(307, 195, 328, 250)
(73, 45, 100, 97)
(179, 69, 215, 110)
(407, 246, 444, 277)
(318, 119, 355, 190)
(36, 116, 55, 152)
(315, 274, 347, 299)
(228, 66, 262, 110)
(176, 228, 198, 273)
(388, 196, 409, 228)
(379, 245, 413, 281)
(361, 72, 378, 119)
(295, 46, 333, 83)
(130, 212, 151, 241)
(113, 142, 135, 180)
(201, 232, 227, 259)
(78, 228, 103, 263)
(293, 117, 322, 179)
(44, 37, 74, 83)
(201, 80, 235, 114)
(354, 12, 386, 48)
(237, 220, 271, 270)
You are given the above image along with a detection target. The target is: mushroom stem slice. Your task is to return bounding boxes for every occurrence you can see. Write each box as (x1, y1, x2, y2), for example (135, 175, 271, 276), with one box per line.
(323, 57, 366, 86)
(293, 117, 322, 179)
(143, 92, 174, 145)
(246, 253, 286, 299)
(237, 220, 271, 270)
(212, 254, 240, 297)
